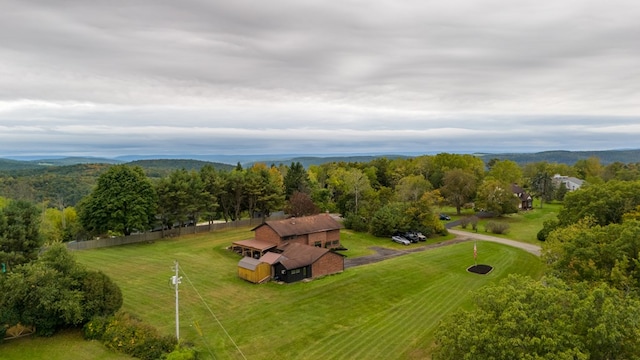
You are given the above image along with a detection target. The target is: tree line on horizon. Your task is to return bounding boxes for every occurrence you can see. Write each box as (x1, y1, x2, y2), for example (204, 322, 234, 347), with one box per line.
(1, 153, 640, 243)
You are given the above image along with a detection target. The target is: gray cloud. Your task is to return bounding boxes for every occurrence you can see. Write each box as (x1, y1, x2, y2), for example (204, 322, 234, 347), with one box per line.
(1, 0, 639, 157)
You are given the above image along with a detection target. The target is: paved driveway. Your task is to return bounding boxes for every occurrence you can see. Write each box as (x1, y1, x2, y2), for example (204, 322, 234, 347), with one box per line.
(343, 229, 541, 269)
(447, 229, 541, 256)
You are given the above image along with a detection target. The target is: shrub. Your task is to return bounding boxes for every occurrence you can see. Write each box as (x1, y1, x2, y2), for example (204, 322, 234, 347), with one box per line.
(469, 216, 479, 231)
(537, 218, 560, 241)
(164, 344, 199, 360)
(485, 221, 510, 235)
(342, 213, 368, 232)
(85, 311, 176, 360)
(82, 270, 123, 319)
(83, 315, 110, 340)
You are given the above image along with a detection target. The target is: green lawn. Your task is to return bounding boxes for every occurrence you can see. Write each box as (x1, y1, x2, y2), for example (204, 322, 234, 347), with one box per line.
(0, 329, 132, 360)
(444, 201, 562, 244)
(1, 227, 544, 359)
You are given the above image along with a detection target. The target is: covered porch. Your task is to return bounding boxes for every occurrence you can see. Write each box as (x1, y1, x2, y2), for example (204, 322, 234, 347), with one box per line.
(231, 239, 277, 259)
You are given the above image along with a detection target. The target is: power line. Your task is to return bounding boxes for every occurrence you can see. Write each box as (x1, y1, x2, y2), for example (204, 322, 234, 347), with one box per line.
(179, 264, 248, 360)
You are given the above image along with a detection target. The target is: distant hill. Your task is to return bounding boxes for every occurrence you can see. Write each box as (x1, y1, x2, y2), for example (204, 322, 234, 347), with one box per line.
(31, 157, 123, 166)
(249, 155, 411, 168)
(0, 158, 43, 171)
(0, 159, 235, 206)
(0, 157, 121, 172)
(128, 159, 234, 178)
(476, 149, 640, 165)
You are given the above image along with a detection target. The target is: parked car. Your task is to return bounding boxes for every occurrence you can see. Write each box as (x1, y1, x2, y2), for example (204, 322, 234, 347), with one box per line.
(403, 231, 420, 243)
(415, 232, 426, 241)
(439, 214, 451, 221)
(391, 235, 411, 245)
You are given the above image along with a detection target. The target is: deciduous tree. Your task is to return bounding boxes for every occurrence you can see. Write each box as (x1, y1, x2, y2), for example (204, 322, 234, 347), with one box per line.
(396, 174, 432, 202)
(434, 275, 640, 359)
(79, 165, 156, 236)
(285, 191, 320, 217)
(441, 169, 477, 215)
(475, 179, 518, 216)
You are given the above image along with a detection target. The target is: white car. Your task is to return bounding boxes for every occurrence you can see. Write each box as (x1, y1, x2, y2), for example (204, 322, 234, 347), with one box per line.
(391, 235, 411, 245)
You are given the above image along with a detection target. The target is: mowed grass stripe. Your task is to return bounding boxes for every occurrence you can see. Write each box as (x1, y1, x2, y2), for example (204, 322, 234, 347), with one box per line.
(74, 229, 544, 360)
(280, 242, 542, 360)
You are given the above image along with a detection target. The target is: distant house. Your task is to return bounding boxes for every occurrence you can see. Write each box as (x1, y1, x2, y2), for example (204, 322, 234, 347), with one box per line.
(272, 243, 345, 283)
(553, 174, 584, 191)
(232, 213, 345, 283)
(511, 184, 533, 210)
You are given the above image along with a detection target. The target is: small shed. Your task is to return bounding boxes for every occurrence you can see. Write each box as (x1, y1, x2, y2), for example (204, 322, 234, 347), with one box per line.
(238, 257, 271, 284)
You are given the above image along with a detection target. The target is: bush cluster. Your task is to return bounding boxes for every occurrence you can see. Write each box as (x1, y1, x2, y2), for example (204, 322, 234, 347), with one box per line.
(84, 312, 177, 360)
(485, 221, 510, 234)
(459, 216, 479, 231)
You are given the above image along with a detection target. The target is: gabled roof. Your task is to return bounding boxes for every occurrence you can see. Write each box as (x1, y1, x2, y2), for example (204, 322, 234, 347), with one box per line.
(278, 243, 337, 270)
(259, 252, 282, 265)
(253, 213, 342, 237)
(564, 177, 584, 186)
(511, 183, 526, 194)
(238, 257, 263, 271)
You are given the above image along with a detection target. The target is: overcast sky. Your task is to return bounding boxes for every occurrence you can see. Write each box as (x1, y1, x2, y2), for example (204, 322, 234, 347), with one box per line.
(1, 0, 639, 158)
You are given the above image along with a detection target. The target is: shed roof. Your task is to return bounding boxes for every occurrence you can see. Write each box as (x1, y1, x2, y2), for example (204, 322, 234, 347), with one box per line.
(259, 252, 282, 265)
(253, 213, 342, 237)
(278, 243, 341, 270)
(232, 239, 277, 251)
(238, 257, 263, 271)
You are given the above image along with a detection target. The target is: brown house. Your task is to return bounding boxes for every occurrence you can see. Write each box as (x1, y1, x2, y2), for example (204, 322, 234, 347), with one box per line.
(232, 214, 345, 283)
(273, 243, 344, 283)
(511, 184, 533, 210)
(252, 213, 342, 249)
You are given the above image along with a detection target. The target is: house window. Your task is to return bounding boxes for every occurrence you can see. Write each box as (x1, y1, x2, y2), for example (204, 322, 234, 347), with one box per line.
(314, 241, 322, 247)
(291, 269, 301, 275)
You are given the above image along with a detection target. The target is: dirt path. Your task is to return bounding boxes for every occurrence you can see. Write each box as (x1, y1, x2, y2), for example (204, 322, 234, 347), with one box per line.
(344, 231, 541, 269)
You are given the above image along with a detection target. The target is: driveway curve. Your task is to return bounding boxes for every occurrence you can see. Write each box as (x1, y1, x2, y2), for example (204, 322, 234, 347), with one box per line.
(447, 229, 541, 256)
(343, 229, 542, 269)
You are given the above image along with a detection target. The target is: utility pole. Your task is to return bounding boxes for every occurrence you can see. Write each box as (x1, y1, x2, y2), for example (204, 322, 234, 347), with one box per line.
(171, 260, 182, 342)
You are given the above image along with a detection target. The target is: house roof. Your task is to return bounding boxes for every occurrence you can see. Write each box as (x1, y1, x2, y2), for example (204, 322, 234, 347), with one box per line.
(232, 239, 277, 251)
(511, 183, 525, 193)
(253, 213, 342, 237)
(565, 177, 584, 186)
(238, 257, 263, 271)
(259, 252, 282, 265)
(277, 243, 338, 270)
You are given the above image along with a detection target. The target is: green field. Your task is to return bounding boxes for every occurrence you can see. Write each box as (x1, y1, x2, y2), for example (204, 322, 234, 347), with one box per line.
(1, 228, 544, 359)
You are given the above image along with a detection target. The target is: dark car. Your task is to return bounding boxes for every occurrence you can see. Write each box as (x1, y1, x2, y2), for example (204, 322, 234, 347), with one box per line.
(403, 232, 420, 243)
(439, 214, 451, 221)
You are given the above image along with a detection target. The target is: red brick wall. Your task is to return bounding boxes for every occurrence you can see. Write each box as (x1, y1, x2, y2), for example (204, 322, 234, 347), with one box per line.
(255, 226, 283, 246)
(308, 232, 327, 247)
(255, 226, 340, 248)
(312, 252, 344, 277)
